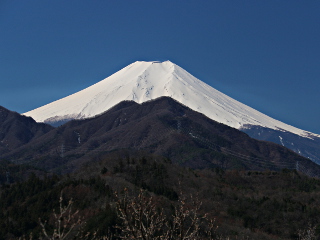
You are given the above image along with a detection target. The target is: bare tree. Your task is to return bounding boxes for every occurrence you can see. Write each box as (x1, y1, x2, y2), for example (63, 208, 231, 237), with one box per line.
(164, 194, 202, 240)
(115, 188, 166, 240)
(39, 192, 83, 240)
(297, 223, 317, 240)
(115, 188, 218, 240)
(20, 189, 219, 240)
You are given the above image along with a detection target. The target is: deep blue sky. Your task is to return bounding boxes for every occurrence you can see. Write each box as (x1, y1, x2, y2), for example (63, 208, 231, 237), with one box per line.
(0, 1, 319, 134)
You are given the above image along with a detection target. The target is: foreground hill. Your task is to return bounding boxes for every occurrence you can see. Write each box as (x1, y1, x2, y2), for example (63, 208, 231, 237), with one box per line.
(4, 97, 319, 177)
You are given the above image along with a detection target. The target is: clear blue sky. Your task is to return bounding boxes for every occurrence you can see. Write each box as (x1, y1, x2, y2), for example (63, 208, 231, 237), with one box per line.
(0, 1, 319, 134)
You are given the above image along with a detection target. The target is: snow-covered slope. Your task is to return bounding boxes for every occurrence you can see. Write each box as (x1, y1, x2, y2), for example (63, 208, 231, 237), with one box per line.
(24, 60, 319, 139)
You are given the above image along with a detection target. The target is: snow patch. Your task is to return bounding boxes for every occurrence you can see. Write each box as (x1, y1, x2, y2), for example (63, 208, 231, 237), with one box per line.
(279, 136, 284, 146)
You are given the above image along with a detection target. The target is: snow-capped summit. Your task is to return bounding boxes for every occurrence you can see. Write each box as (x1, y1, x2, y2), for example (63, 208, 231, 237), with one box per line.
(23, 60, 319, 139)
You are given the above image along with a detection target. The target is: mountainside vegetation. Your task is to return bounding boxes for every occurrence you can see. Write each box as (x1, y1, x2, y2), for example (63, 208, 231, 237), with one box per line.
(1, 152, 320, 239)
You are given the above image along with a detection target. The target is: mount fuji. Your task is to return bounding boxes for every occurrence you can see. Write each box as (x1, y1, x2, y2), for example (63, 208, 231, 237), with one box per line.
(23, 60, 320, 163)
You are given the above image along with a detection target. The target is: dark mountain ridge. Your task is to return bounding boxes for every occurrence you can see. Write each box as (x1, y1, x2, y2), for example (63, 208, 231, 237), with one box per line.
(2, 97, 319, 177)
(0, 106, 53, 155)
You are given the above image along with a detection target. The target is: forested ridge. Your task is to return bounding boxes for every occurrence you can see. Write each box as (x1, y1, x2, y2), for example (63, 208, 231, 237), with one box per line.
(1, 153, 320, 239)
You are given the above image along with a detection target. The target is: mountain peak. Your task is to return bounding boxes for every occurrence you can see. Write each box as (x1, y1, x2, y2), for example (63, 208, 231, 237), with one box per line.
(135, 60, 172, 63)
(23, 60, 319, 139)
